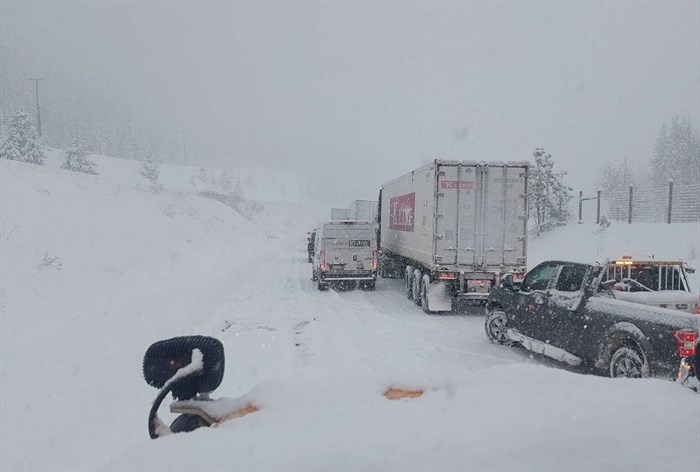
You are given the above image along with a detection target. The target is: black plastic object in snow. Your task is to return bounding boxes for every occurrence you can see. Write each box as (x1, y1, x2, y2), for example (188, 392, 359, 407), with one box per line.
(143, 335, 225, 401)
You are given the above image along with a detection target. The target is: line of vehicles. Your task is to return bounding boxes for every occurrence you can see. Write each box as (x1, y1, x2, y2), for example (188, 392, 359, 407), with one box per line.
(308, 159, 699, 383)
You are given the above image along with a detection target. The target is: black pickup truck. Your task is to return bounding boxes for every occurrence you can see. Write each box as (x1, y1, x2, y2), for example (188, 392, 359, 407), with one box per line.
(485, 260, 699, 379)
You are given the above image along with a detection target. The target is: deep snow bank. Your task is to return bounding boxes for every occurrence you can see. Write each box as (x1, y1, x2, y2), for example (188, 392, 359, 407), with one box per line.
(0, 156, 318, 471)
(106, 365, 700, 472)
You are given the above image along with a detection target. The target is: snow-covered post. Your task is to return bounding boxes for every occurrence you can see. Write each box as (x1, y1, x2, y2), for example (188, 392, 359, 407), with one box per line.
(596, 190, 601, 224)
(627, 185, 633, 224)
(667, 179, 673, 224)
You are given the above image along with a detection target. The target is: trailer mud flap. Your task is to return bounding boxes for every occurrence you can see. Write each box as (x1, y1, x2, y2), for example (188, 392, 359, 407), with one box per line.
(426, 280, 453, 312)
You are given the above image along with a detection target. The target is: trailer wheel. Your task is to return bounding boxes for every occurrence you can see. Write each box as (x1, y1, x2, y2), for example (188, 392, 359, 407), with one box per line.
(312, 269, 318, 281)
(405, 266, 414, 300)
(420, 277, 433, 314)
(317, 280, 329, 291)
(412, 269, 422, 306)
(361, 280, 376, 291)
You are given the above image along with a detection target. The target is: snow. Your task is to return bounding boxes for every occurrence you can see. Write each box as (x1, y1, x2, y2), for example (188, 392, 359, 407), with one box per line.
(612, 289, 697, 307)
(1, 153, 699, 471)
(162, 349, 204, 391)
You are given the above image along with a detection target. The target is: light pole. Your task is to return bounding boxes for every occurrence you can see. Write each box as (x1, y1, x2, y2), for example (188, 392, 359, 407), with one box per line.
(28, 77, 45, 136)
(182, 130, 187, 166)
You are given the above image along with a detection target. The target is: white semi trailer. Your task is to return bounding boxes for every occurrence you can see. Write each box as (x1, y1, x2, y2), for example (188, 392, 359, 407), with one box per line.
(348, 200, 378, 222)
(378, 160, 529, 313)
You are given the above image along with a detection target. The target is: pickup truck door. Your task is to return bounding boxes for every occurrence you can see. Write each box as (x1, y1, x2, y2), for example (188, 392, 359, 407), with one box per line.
(542, 263, 591, 353)
(512, 262, 558, 339)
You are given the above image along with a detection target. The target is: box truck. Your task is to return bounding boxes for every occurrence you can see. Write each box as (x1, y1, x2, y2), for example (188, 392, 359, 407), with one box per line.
(312, 220, 378, 291)
(348, 200, 378, 222)
(378, 160, 529, 313)
(330, 208, 351, 220)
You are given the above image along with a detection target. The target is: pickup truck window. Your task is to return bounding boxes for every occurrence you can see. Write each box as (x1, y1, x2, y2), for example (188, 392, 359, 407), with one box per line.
(555, 265, 588, 292)
(520, 263, 557, 292)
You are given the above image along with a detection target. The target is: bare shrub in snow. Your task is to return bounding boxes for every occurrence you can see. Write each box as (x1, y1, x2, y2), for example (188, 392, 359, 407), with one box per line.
(0, 109, 46, 165)
(595, 159, 637, 193)
(61, 137, 97, 175)
(140, 153, 160, 183)
(596, 215, 611, 233)
(36, 252, 63, 271)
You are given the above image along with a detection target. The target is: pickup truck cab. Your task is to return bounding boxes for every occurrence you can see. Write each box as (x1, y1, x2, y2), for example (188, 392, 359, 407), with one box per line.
(486, 260, 699, 379)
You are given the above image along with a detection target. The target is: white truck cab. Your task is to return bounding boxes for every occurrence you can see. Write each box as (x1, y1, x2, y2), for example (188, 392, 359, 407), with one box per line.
(312, 220, 378, 291)
(604, 256, 698, 314)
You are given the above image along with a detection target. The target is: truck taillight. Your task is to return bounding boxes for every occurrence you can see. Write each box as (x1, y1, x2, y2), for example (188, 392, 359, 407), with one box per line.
(319, 250, 326, 270)
(439, 272, 457, 280)
(696, 297, 700, 315)
(673, 330, 698, 358)
(372, 250, 378, 270)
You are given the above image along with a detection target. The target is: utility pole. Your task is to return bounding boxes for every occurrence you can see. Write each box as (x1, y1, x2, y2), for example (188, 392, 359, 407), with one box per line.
(182, 130, 187, 166)
(28, 77, 45, 136)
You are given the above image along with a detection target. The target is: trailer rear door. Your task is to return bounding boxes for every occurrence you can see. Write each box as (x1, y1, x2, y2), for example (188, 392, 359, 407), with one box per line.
(435, 164, 478, 266)
(482, 165, 528, 268)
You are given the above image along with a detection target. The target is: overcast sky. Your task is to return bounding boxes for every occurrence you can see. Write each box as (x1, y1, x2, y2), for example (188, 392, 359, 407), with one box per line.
(1, 1, 698, 204)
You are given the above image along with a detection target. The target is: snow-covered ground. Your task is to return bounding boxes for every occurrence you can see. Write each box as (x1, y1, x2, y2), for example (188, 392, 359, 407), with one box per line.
(1, 154, 698, 471)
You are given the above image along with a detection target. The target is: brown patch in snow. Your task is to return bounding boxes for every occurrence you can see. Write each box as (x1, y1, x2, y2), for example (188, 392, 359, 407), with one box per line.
(212, 403, 259, 427)
(383, 387, 424, 400)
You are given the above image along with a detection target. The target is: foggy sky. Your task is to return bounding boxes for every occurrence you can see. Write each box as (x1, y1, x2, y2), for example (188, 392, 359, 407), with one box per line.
(1, 1, 698, 205)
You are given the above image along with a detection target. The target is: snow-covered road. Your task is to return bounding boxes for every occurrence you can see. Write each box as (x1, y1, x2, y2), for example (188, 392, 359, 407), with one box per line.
(213, 243, 529, 399)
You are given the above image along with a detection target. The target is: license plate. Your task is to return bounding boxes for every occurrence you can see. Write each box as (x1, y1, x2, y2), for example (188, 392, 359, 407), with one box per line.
(348, 240, 370, 247)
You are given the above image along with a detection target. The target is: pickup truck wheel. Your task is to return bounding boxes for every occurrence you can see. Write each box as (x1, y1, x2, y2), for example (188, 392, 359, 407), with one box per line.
(609, 346, 649, 378)
(485, 310, 513, 346)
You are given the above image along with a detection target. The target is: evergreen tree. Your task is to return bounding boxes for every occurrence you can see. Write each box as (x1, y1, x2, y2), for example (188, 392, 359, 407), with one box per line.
(140, 152, 160, 183)
(529, 148, 572, 237)
(61, 136, 97, 174)
(0, 109, 46, 165)
(651, 115, 700, 186)
(198, 166, 208, 183)
(219, 166, 234, 193)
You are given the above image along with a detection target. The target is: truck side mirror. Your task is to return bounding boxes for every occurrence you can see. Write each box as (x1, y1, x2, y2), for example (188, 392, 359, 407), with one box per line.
(502, 274, 515, 290)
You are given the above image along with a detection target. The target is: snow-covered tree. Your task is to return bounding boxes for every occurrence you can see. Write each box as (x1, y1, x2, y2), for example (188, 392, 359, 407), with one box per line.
(595, 158, 637, 193)
(0, 109, 46, 165)
(61, 137, 97, 174)
(198, 167, 208, 183)
(651, 116, 700, 186)
(233, 177, 244, 198)
(219, 166, 234, 193)
(529, 148, 572, 237)
(140, 152, 160, 183)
